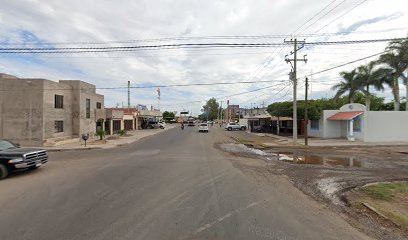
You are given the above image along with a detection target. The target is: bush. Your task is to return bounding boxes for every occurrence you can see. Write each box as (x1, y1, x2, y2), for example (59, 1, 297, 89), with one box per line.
(96, 129, 105, 140)
(119, 129, 126, 136)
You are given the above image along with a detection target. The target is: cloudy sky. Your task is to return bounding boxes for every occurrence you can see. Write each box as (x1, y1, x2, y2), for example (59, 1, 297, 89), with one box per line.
(0, 0, 407, 115)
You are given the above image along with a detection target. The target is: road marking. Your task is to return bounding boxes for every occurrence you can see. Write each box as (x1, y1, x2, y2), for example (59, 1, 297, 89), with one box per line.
(194, 200, 261, 234)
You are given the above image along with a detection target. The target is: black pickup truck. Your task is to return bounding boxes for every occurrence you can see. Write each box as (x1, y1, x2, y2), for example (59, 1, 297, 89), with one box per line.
(0, 139, 48, 179)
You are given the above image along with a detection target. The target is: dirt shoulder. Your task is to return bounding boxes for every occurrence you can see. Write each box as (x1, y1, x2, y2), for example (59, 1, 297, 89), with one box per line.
(220, 130, 408, 240)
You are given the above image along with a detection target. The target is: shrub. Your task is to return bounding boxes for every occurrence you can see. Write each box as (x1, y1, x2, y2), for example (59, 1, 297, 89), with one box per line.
(96, 129, 105, 140)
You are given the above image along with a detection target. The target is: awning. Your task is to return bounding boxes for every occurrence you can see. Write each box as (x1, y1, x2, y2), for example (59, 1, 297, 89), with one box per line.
(327, 111, 363, 121)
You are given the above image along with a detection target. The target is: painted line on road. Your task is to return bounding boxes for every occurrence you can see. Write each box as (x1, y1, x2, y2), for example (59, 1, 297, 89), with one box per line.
(193, 200, 262, 235)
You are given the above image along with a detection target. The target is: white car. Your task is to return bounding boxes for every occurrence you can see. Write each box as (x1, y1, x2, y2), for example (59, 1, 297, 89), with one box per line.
(158, 122, 166, 129)
(152, 121, 166, 129)
(225, 122, 246, 131)
(198, 123, 209, 132)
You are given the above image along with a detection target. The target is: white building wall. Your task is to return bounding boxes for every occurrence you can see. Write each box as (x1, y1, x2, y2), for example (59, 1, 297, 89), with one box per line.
(308, 118, 323, 138)
(239, 118, 248, 128)
(322, 110, 342, 138)
(364, 111, 408, 142)
(340, 121, 347, 138)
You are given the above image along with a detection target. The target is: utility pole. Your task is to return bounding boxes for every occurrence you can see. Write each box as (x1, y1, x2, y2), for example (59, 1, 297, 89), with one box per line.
(220, 101, 223, 122)
(285, 38, 307, 145)
(218, 100, 223, 122)
(127, 81, 130, 111)
(305, 77, 309, 146)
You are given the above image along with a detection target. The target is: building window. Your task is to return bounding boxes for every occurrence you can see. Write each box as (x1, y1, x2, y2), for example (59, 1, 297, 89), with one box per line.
(55, 95, 64, 109)
(86, 98, 91, 119)
(54, 121, 64, 133)
(96, 102, 102, 109)
(310, 120, 319, 130)
(353, 116, 361, 132)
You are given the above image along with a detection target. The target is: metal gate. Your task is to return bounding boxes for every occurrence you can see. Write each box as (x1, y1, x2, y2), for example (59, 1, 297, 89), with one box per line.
(113, 120, 121, 134)
(124, 120, 133, 131)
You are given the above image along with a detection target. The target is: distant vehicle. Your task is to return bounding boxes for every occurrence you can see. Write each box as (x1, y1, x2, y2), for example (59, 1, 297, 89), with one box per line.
(152, 121, 166, 129)
(0, 139, 48, 179)
(207, 121, 214, 126)
(225, 122, 247, 131)
(198, 123, 209, 132)
(158, 122, 166, 129)
(187, 117, 195, 126)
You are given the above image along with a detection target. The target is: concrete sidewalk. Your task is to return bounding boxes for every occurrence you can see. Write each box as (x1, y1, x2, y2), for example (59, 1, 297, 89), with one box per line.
(244, 131, 408, 147)
(39, 125, 177, 151)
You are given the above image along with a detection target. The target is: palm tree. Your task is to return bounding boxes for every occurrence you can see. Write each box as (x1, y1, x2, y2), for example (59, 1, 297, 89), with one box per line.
(355, 61, 393, 110)
(332, 69, 359, 103)
(379, 39, 408, 111)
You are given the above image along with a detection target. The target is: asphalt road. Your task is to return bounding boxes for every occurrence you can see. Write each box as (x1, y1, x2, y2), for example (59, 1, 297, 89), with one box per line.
(0, 125, 370, 240)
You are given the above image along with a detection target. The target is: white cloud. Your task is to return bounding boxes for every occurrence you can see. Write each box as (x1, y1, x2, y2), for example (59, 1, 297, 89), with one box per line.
(0, 0, 407, 114)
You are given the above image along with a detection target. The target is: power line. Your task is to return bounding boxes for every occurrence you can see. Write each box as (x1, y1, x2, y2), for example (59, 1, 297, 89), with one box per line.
(247, 0, 346, 88)
(300, 0, 347, 34)
(302, 50, 388, 78)
(313, 0, 368, 34)
(3, 26, 403, 47)
(1, 38, 405, 54)
(0, 79, 288, 92)
(215, 83, 286, 100)
(292, 0, 339, 34)
(155, 83, 287, 107)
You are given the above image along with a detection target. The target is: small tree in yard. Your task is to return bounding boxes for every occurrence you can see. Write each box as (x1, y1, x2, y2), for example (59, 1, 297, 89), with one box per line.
(96, 129, 105, 140)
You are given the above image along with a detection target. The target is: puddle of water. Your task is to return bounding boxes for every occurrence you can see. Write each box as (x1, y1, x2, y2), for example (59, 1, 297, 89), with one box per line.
(220, 143, 362, 168)
(271, 151, 361, 168)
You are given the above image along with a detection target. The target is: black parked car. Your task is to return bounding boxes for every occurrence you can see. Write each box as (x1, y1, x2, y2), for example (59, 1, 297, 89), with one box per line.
(0, 139, 48, 179)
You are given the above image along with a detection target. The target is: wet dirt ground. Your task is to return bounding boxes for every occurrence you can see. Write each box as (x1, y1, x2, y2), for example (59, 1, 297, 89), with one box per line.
(221, 130, 408, 240)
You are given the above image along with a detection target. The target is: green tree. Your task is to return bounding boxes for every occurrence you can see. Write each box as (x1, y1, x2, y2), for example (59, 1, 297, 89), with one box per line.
(267, 100, 321, 120)
(332, 69, 360, 103)
(266, 93, 392, 121)
(201, 98, 219, 120)
(379, 39, 408, 111)
(355, 61, 393, 110)
(162, 111, 176, 120)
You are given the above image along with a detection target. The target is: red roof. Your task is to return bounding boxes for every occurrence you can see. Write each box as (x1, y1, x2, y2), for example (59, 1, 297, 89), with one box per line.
(327, 111, 363, 121)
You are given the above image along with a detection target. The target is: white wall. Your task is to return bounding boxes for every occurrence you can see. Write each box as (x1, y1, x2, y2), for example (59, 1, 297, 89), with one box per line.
(322, 110, 342, 138)
(364, 111, 408, 142)
(308, 118, 323, 138)
(239, 118, 248, 127)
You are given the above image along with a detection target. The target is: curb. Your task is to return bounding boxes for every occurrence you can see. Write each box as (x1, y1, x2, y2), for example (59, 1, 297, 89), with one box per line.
(46, 147, 102, 152)
(362, 202, 401, 228)
(44, 127, 177, 152)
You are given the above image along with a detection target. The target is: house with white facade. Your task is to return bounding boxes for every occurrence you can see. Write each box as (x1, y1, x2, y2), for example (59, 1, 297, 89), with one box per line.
(308, 103, 408, 142)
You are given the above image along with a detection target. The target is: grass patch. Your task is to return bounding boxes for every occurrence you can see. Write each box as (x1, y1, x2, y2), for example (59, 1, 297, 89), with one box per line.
(386, 211, 408, 230)
(362, 182, 408, 201)
(366, 200, 408, 230)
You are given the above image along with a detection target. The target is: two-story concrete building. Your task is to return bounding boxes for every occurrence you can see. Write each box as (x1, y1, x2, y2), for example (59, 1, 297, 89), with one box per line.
(0, 73, 105, 146)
